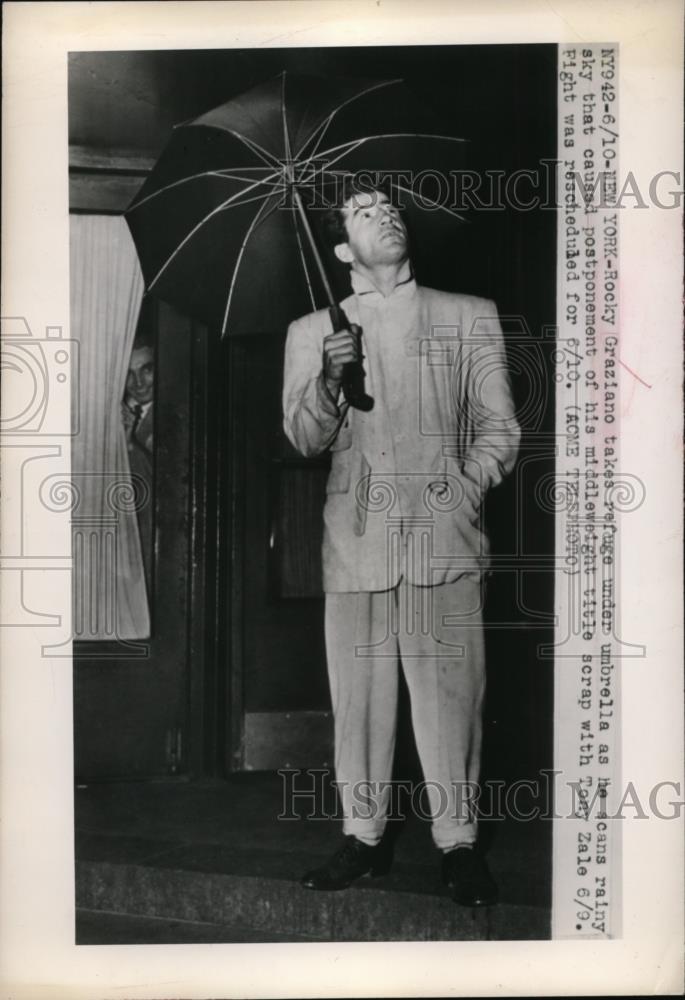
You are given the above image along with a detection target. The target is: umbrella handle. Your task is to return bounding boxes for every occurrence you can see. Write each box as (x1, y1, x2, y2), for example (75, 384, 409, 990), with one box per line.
(329, 305, 374, 412)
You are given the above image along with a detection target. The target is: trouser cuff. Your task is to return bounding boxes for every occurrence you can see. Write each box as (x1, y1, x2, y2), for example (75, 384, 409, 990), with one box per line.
(342, 820, 384, 845)
(432, 821, 478, 851)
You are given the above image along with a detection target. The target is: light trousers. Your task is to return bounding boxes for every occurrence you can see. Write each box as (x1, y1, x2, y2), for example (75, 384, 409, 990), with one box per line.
(325, 576, 486, 850)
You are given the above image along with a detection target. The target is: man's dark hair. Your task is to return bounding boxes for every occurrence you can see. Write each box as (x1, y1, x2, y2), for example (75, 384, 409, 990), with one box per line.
(321, 173, 396, 249)
(133, 331, 154, 348)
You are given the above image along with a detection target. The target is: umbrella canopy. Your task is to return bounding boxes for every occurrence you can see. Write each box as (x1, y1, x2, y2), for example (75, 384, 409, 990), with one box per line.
(125, 71, 466, 336)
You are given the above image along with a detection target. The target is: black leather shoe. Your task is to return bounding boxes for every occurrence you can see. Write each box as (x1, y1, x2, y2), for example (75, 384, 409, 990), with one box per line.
(300, 835, 393, 890)
(441, 845, 498, 907)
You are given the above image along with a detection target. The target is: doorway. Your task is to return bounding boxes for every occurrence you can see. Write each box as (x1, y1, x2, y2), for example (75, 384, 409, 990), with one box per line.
(219, 335, 332, 774)
(73, 301, 215, 780)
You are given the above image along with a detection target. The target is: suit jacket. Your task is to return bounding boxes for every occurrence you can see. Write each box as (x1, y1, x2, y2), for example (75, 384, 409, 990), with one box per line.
(283, 272, 521, 592)
(133, 403, 154, 457)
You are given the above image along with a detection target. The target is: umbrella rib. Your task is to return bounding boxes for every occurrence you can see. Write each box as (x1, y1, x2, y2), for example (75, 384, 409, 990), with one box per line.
(199, 169, 288, 200)
(215, 187, 288, 212)
(306, 137, 369, 172)
(129, 167, 282, 212)
(226, 128, 280, 167)
(221, 196, 282, 336)
(294, 79, 403, 161)
(147, 171, 283, 290)
(213, 167, 281, 178)
(184, 122, 282, 169)
(212, 173, 286, 198)
(294, 112, 338, 165)
(390, 180, 467, 223)
(222, 130, 282, 168)
(303, 132, 467, 171)
(281, 71, 293, 165)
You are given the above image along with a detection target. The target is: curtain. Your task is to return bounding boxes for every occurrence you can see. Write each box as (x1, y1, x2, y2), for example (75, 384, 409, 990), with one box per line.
(70, 215, 149, 639)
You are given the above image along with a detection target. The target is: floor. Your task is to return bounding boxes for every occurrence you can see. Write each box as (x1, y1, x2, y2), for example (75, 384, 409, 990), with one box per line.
(74, 772, 552, 943)
(76, 909, 315, 944)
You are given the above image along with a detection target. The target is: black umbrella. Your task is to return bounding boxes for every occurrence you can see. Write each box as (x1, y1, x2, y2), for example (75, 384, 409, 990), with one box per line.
(125, 71, 466, 408)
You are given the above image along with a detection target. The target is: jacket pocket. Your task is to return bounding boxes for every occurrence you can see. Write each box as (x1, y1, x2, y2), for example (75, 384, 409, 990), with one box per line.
(326, 451, 351, 494)
(353, 454, 372, 537)
(329, 419, 352, 452)
(433, 452, 482, 526)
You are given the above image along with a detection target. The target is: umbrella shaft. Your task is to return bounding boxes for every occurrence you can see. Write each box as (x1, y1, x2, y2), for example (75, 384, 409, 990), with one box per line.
(291, 186, 336, 307)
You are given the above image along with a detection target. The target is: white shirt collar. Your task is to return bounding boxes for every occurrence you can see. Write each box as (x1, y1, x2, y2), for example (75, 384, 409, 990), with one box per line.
(125, 397, 153, 416)
(349, 260, 416, 302)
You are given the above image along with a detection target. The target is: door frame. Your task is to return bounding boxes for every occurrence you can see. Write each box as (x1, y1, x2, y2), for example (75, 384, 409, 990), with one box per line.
(220, 337, 248, 773)
(72, 298, 221, 781)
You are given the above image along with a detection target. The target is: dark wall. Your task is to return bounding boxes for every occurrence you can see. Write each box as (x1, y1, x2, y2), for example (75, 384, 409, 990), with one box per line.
(70, 44, 557, 782)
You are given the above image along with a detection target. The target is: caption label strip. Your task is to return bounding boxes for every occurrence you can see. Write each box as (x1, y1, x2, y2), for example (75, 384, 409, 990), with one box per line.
(553, 43, 621, 940)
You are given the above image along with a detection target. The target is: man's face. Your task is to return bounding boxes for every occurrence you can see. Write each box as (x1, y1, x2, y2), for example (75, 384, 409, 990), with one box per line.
(126, 346, 154, 405)
(337, 190, 409, 270)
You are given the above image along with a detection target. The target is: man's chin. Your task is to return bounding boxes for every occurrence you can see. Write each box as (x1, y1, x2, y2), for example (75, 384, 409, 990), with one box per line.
(381, 245, 409, 264)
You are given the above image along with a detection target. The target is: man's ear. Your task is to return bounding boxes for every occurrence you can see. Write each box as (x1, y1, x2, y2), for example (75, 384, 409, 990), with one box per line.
(333, 242, 354, 265)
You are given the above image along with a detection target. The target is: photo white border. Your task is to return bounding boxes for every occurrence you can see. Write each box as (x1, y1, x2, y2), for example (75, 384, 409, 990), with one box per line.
(2, 1, 683, 996)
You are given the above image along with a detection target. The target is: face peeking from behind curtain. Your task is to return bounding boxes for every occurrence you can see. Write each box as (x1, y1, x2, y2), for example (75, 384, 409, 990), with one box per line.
(125, 346, 154, 405)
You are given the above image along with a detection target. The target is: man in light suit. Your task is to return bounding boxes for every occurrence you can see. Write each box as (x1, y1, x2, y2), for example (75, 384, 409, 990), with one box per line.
(122, 338, 154, 594)
(282, 177, 520, 905)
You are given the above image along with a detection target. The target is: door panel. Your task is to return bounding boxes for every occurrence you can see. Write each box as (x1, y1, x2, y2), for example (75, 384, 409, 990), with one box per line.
(224, 337, 331, 771)
(73, 302, 206, 780)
